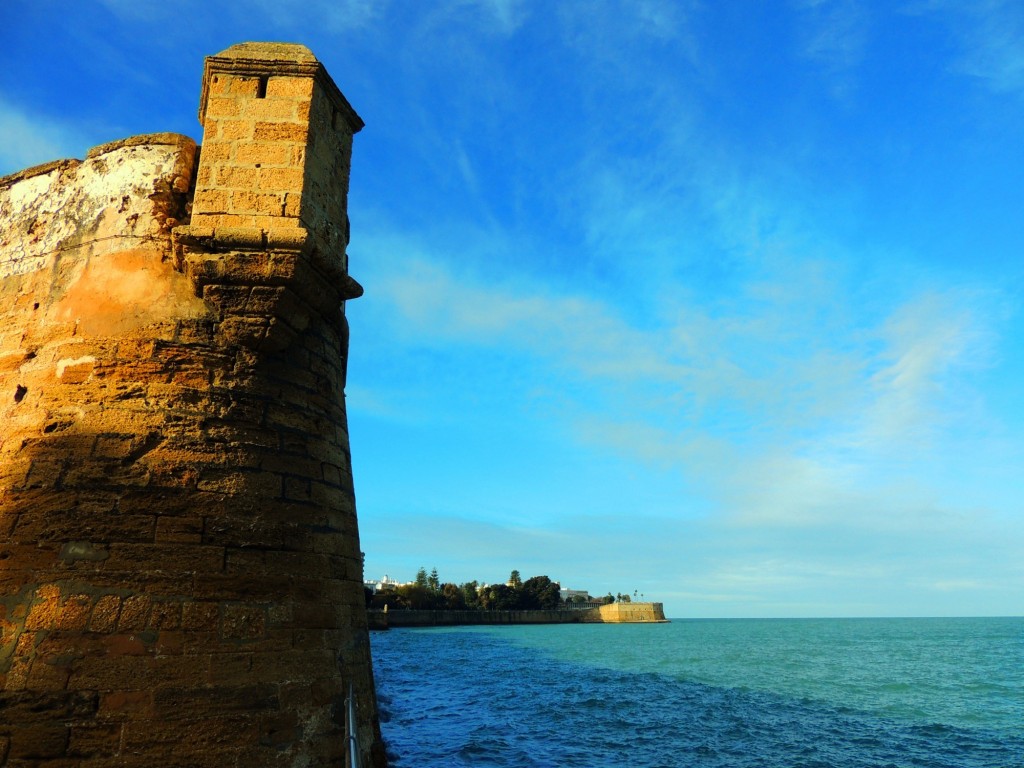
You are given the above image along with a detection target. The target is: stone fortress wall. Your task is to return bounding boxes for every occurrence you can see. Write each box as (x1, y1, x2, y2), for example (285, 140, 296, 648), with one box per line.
(375, 602, 669, 628)
(593, 601, 668, 623)
(0, 43, 385, 767)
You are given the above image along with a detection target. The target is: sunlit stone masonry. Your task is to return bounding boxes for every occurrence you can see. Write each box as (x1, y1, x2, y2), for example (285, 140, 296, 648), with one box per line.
(0, 42, 386, 767)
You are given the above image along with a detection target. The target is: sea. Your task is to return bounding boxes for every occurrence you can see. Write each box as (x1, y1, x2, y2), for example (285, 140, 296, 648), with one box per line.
(370, 617, 1023, 768)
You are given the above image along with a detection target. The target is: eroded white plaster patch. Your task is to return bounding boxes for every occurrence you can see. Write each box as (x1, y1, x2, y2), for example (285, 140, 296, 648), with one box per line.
(56, 355, 97, 379)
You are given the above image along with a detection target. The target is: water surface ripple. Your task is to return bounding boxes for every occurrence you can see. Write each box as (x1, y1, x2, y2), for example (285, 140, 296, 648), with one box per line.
(371, 617, 1023, 767)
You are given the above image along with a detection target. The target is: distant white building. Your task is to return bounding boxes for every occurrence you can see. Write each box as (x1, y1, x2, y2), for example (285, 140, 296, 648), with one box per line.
(364, 574, 406, 593)
(560, 588, 591, 602)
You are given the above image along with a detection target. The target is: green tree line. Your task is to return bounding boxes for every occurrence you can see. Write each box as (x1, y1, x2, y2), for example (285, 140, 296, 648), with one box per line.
(368, 568, 602, 611)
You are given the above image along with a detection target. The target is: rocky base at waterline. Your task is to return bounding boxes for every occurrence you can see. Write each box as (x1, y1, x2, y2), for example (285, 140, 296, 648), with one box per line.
(369, 602, 668, 629)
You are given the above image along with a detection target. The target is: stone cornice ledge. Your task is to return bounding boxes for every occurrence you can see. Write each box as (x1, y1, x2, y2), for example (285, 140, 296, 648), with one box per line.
(172, 224, 364, 302)
(174, 224, 309, 252)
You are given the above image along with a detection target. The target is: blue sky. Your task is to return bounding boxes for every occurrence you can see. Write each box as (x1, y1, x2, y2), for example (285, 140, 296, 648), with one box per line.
(3, 1, 1023, 617)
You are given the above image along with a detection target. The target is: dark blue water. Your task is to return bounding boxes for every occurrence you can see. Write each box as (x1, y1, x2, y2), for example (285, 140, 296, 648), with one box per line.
(370, 618, 1024, 767)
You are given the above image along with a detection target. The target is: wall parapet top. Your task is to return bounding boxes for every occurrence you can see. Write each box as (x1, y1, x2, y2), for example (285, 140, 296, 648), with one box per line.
(85, 131, 197, 160)
(0, 158, 79, 191)
(1, 133, 197, 192)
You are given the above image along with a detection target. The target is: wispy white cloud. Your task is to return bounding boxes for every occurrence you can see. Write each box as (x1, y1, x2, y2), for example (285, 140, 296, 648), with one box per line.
(918, 0, 1024, 94)
(0, 97, 86, 175)
(475, 0, 531, 35)
(633, 0, 693, 42)
(250, 0, 387, 32)
(354, 224, 1001, 469)
(405, 0, 532, 40)
(98, 0, 387, 31)
(558, 0, 701, 65)
(95, 0, 175, 21)
(663, 481, 1024, 614)
(858, 291, 991, 448)
(789, 0, 871, 101)
(452, 140, 480, 198)
(794, 0, 869, 67)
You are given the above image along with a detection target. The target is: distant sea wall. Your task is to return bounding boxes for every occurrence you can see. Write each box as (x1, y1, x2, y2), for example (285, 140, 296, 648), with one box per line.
(370, 602, 668, 629)
(594, 602, 669, 623)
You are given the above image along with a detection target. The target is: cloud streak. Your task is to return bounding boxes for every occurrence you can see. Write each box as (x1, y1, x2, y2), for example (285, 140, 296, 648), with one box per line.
(351, 223, 1003, 494)
(919, 0, 1024, 94)
(0, 97, 86, 175)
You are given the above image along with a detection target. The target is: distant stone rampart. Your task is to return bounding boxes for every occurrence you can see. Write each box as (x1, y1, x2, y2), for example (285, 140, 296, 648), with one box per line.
(593, 602, 669, 623)
(0, 43, 384, 767)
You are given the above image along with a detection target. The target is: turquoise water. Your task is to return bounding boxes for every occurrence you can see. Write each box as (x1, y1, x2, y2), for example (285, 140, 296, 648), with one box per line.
(371, 617, 1023, 767)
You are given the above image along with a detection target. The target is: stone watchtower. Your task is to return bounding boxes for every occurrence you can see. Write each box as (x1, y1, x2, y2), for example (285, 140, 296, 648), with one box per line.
(188, 42, 361, 268)
(0, 43, 384, 766)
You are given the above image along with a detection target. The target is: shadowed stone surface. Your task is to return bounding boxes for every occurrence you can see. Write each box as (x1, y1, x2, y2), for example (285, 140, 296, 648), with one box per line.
(0, 42, 385, 767)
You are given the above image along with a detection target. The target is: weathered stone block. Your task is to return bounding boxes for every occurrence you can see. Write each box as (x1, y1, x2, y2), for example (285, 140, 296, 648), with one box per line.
(228, 75, 261, 98)
(66, 723, 122, 758)
(221, 603, 268, 641)
(192, 572, 292, 602)
(55, 594, 93, 631)
(101, 633, 151, 657)
(215, 165, 258, 188)
(67, 655, 153, 692)
(205, 97, 241, 119)
(253, 121, 307, 143)
(25, 660, 72, 692)
(257, 166, 305, 191)
(243, 97, 300, 121)
(147, 600, 181, 630)
(265, 77, 315, 100)
(232, 189, 285, 216)
(154, 515, 203, 543)
(216, 119, 254, 142)
(192, 188, 229, 212)
(199, 141, 231, 163)
(98, 689, 152, 716)
(7, 724, 68, 759)
(88, 595, 122, 633)
(180, 601, 219, 632)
